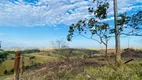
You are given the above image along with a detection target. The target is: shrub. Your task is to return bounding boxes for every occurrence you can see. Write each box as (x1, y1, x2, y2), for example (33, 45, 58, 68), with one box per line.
(10, 57, 15, 60)
(10, 68, 14, 73)
(25, 66, 31, 70)
(4, 70, 8, 75)
(29, 56, 36, 60)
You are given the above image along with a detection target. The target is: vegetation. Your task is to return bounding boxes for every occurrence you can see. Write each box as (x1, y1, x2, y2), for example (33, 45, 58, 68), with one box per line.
(67, 1, 112, 64)
(21, 49, 40, 54)
(0, 51, 56, 76)
(18, 49, 142, 80)
(0, 51, 9, 63)
(67, 0, 142, 65)
(0, 0, 142, 80)
(51, 39, 69, 49)
(0, 48, 142, 80)
(74, 64, 142, 80)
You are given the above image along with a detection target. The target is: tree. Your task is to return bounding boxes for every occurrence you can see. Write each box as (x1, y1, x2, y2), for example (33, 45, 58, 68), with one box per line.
(51, 39, 71, 58)
(113, 0, 121, 64)
(29, 56, 36, 65)
(0, 51, 9, 62)
(67, 1, 112, 64)
(110, 11, 142, 65)
(51, 38, 69, 49)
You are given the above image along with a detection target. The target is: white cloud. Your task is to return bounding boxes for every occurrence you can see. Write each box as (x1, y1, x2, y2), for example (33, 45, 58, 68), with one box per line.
(108, 5, 142, 16)
(0, 0, 141, 27)
(104, 17, 114, 21)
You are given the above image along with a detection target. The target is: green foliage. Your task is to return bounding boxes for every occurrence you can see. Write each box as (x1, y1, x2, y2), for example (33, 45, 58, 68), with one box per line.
(67, 1, 111, 51)
(21, 49, 40, 54)
(129, 11, 142, 29)
(95, 2, 109, 19)
(3, 69, 14, 75)
(117, 12, 131, 32)
(29, 56, 36, 65)
(0, 51, 9, 62)
(117, 11, 142, 36)
(10, 68, 14, 73)
(117, 13, 130, 26)
(29, 56, 36, 60)
(25, 65, 31, 70)
(4, 70, 8, 75)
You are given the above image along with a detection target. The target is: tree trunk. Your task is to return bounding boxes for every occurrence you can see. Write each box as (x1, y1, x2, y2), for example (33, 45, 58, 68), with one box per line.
(113, 0, 121, 64)
(105, 44, 111, 65)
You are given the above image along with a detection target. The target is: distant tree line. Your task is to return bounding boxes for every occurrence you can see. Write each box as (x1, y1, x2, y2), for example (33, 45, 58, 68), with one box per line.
(21, 49, 40, 54)
(0, 49, 40, 63)
(0, 51, 9, 62)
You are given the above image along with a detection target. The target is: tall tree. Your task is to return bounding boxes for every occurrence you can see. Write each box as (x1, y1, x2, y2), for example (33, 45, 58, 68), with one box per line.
(67, 1, 112, 64)
(108, 10, 142, 65)
(113, 0, 121, 64)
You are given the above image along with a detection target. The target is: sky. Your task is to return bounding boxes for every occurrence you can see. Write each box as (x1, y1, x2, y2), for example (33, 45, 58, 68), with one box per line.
(0, 0, 142, 48)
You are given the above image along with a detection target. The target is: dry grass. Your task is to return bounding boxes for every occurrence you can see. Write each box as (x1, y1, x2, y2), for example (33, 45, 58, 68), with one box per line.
(20, 58, 104, 80)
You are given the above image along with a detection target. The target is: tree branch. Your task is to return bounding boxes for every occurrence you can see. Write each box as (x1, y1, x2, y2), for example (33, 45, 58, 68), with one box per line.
(79, 34, 102, 44)
(121, 33, 142, 36)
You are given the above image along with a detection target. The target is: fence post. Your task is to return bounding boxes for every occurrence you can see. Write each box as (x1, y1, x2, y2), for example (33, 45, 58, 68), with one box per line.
(21, 56, 24, 75)
(14, 51, 21, 80)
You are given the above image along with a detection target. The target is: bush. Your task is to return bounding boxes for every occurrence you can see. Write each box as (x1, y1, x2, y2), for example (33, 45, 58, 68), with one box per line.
(29, 56, 36, 60)
(10, 57, 15, 60)
(0, 51, 9, 62)
(4, 69, 14, 75)
(25, 66, 31, 70)
(4, 70, 8, 75)
(10, 68, 14, 73)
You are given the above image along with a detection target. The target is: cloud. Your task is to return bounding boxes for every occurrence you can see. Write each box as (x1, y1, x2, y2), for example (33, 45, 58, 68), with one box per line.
(108, 5, 142, 16)
(0, 0, 141, 27)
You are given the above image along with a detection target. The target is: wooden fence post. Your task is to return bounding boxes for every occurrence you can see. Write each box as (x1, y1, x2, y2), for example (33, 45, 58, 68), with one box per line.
(21, 56, 24, 75)
(14, 51, 21, 80)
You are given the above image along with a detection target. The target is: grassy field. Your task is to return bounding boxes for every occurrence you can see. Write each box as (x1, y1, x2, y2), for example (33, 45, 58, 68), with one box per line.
(1, 48, 142, 80)
(18, 58, 142, 80)
(0, 52, 57, 76)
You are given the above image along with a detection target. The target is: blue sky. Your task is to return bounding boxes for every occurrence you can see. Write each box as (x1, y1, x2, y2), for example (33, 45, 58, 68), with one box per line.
(0, 0, 142, 48)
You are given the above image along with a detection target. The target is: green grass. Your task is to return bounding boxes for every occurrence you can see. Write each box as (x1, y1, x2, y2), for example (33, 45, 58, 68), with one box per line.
(74, 64, 142, 80)
(0, 52, 57, 76)
(0, 60, 14, 75)
(23, 52, 57, 63)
